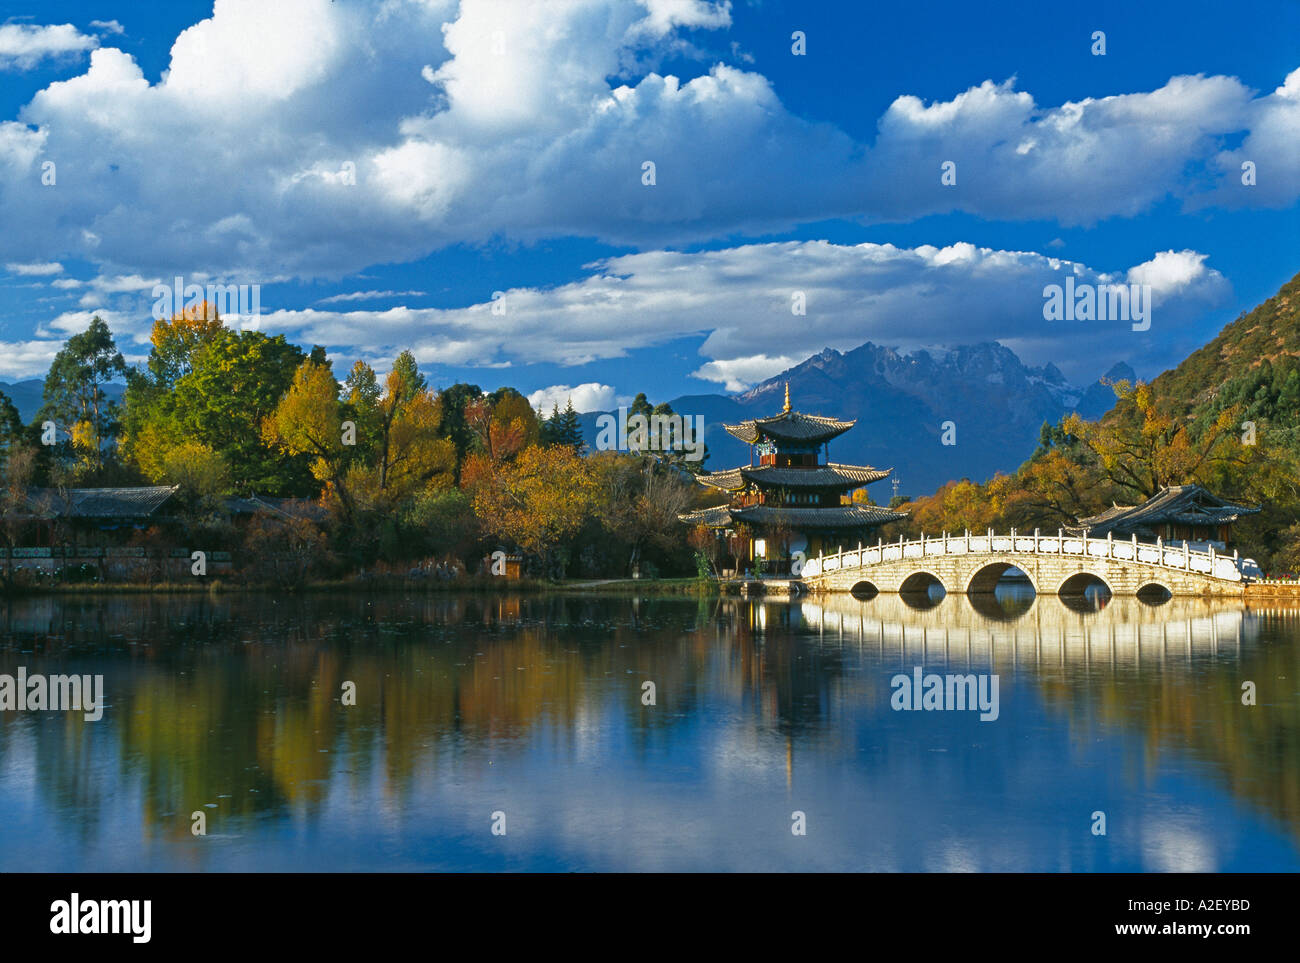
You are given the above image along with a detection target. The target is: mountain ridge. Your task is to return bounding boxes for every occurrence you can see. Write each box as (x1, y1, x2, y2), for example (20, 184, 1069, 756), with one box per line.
(580, 341, 1131, 494)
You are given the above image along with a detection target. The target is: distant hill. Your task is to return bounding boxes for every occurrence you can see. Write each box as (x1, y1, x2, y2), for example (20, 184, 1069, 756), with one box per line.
(581, 341, 1128, 495)
(0, 379, 126, 424)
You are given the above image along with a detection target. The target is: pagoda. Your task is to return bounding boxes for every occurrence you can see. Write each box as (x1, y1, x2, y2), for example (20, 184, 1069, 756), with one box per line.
(680, 384, 906, 575)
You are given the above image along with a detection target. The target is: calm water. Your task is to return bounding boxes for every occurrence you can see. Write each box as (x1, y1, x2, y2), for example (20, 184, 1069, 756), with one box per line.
(0, 589, 1297, 872)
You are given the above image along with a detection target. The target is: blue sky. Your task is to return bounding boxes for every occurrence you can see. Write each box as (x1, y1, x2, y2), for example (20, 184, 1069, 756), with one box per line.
(0, 0, 1297, 413)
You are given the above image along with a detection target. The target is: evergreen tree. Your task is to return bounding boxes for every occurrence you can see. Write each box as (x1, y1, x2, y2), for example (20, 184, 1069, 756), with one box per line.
(556, 399, 584, 452)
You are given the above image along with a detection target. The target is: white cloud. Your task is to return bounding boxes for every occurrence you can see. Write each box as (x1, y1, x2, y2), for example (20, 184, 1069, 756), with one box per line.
(0, 1, 1289, 281)
(89, 21, 125, 36)
(315, 289, 427, 305)
(4, 261, 63, 276)
(528, 382, 618, 413)
(0, 23, 97, 70)
(693, 354, 801, 392)
(227, 240, 1228, 386)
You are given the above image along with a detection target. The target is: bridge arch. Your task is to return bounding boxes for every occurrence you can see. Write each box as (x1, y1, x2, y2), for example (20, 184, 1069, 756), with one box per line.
(965, 562, 1037, 596)
(1056, 571, 1113, 598)
(1136, 581, 1173, 605)
(849, 580, 879, 600)
(898, 570, 947, 596)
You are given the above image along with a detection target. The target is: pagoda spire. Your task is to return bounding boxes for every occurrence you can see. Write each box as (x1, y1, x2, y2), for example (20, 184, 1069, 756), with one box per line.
(783, 381, 791, 414)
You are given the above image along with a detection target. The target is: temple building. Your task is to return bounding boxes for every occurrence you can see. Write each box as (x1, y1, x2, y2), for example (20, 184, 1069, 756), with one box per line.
(679, 385, 905, 575)
(1073, 484, 1259, 549)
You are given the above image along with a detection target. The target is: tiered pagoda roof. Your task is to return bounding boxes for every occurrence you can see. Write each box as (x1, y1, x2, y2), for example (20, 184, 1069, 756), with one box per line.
(681, 384, 907, 533)
(681, 502, 905, 530)
(723, 410, 856, 446)
(698, 463, 891, 492)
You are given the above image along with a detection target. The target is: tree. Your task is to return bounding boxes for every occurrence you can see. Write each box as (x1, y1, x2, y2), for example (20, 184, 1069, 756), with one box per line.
(168, 329, 312, 493)
(597, 454, 696, 575)
(434, 382, 483, 483)
(542, 399, 584, 451)
(37, 316, 128, 479)
(464, 388, 539, 463)
(470, 444, 600, 578)
(263, 360, 353, 516)
(0, 446, 41, 590)
(0, 389, 25, 473)
(144, 304, 225, 390)
(1063, 380, 1243, 499)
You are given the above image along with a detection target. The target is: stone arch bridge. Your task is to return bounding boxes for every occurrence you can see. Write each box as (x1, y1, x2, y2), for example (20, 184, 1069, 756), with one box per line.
(800, 530, 1248, 598)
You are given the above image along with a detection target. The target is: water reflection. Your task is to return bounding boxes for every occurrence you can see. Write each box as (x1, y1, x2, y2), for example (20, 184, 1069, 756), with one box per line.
(0, 590, 1297, 871)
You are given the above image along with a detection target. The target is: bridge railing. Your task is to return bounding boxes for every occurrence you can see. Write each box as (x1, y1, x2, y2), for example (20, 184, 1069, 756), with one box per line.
(801, 529, 1244, 582)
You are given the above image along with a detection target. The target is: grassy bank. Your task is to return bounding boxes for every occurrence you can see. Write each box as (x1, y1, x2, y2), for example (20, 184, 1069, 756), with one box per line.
(2, 575, 723, 597)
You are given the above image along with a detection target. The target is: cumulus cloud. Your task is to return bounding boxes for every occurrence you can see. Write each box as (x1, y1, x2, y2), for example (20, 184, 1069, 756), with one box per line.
(0, 23, 97, 70)
(89, 21, 125, 36)
(528, 383, 618, 413)
(0, 0, 1291, 282)
(693, 355, 801, 392)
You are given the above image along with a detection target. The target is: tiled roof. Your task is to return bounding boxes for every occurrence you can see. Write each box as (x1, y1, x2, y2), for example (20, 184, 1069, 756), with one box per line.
(742, 464, 889, 488)
(724, 411, 856, 445)
(28, 485, 179, 519)
(678, 504, 736, 527)
(731, 503, 907, 529)
(224, 495, 328, 522)
(697, 468, 746, 491)
(1077, 485, 1260, 535)
(700, 463, 890, 492)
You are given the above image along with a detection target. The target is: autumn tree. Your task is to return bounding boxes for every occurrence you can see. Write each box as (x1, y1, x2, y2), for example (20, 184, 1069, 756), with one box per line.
(470, 444, 600, 578)
(1063, 380, 1243, 499)
(465, 387, 540, 463)
(263, 360, 354, 518)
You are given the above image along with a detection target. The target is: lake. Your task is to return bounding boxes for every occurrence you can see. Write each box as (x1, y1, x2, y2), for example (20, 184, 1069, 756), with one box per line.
(1, 589, 1297, 871)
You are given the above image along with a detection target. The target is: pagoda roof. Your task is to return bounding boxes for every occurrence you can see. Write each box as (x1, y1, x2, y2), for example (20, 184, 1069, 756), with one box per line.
(724, 410, 856, 446)
(698, 464, 890, 492)
(1076, 485, 1259, 536)
(680, 503, 907, 530)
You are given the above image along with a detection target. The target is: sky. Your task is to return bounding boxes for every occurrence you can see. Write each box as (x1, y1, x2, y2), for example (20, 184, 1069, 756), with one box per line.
(0, 0, 1297, 412)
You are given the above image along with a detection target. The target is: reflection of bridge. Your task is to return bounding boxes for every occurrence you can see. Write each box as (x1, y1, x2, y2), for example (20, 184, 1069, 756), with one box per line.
(793, 593, 1257, 668)
(801, 531, 1248, 597)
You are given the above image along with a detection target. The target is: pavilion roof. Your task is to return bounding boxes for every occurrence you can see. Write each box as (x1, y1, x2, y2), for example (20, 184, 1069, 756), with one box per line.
(25, 485, 179, 520)
(1076, 485, 1259, 535)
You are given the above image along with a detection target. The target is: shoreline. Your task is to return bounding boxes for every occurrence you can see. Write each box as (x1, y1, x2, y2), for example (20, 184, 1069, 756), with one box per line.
(0, 576, 723, 598)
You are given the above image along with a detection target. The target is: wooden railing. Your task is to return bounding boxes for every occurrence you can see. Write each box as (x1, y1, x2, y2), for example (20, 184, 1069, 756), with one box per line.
(801, 529, 1244, 582)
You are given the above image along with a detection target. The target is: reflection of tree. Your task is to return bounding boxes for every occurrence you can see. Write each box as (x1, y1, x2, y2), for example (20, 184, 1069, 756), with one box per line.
(6, 593, 1295, 862)
(1032, 609, 1300, 849)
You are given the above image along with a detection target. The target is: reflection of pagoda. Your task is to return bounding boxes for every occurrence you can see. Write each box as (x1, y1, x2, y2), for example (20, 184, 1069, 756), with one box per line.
(680, 385, 906, 574)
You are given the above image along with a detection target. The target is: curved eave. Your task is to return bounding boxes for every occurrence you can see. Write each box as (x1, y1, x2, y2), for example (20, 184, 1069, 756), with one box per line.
(723, 412, 856, 446)
(731, 504, 908, 529)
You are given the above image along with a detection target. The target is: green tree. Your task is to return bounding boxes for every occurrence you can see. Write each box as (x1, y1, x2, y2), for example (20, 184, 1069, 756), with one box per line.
(37, 315, 129, 480)
(170, 329, 312, 494)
